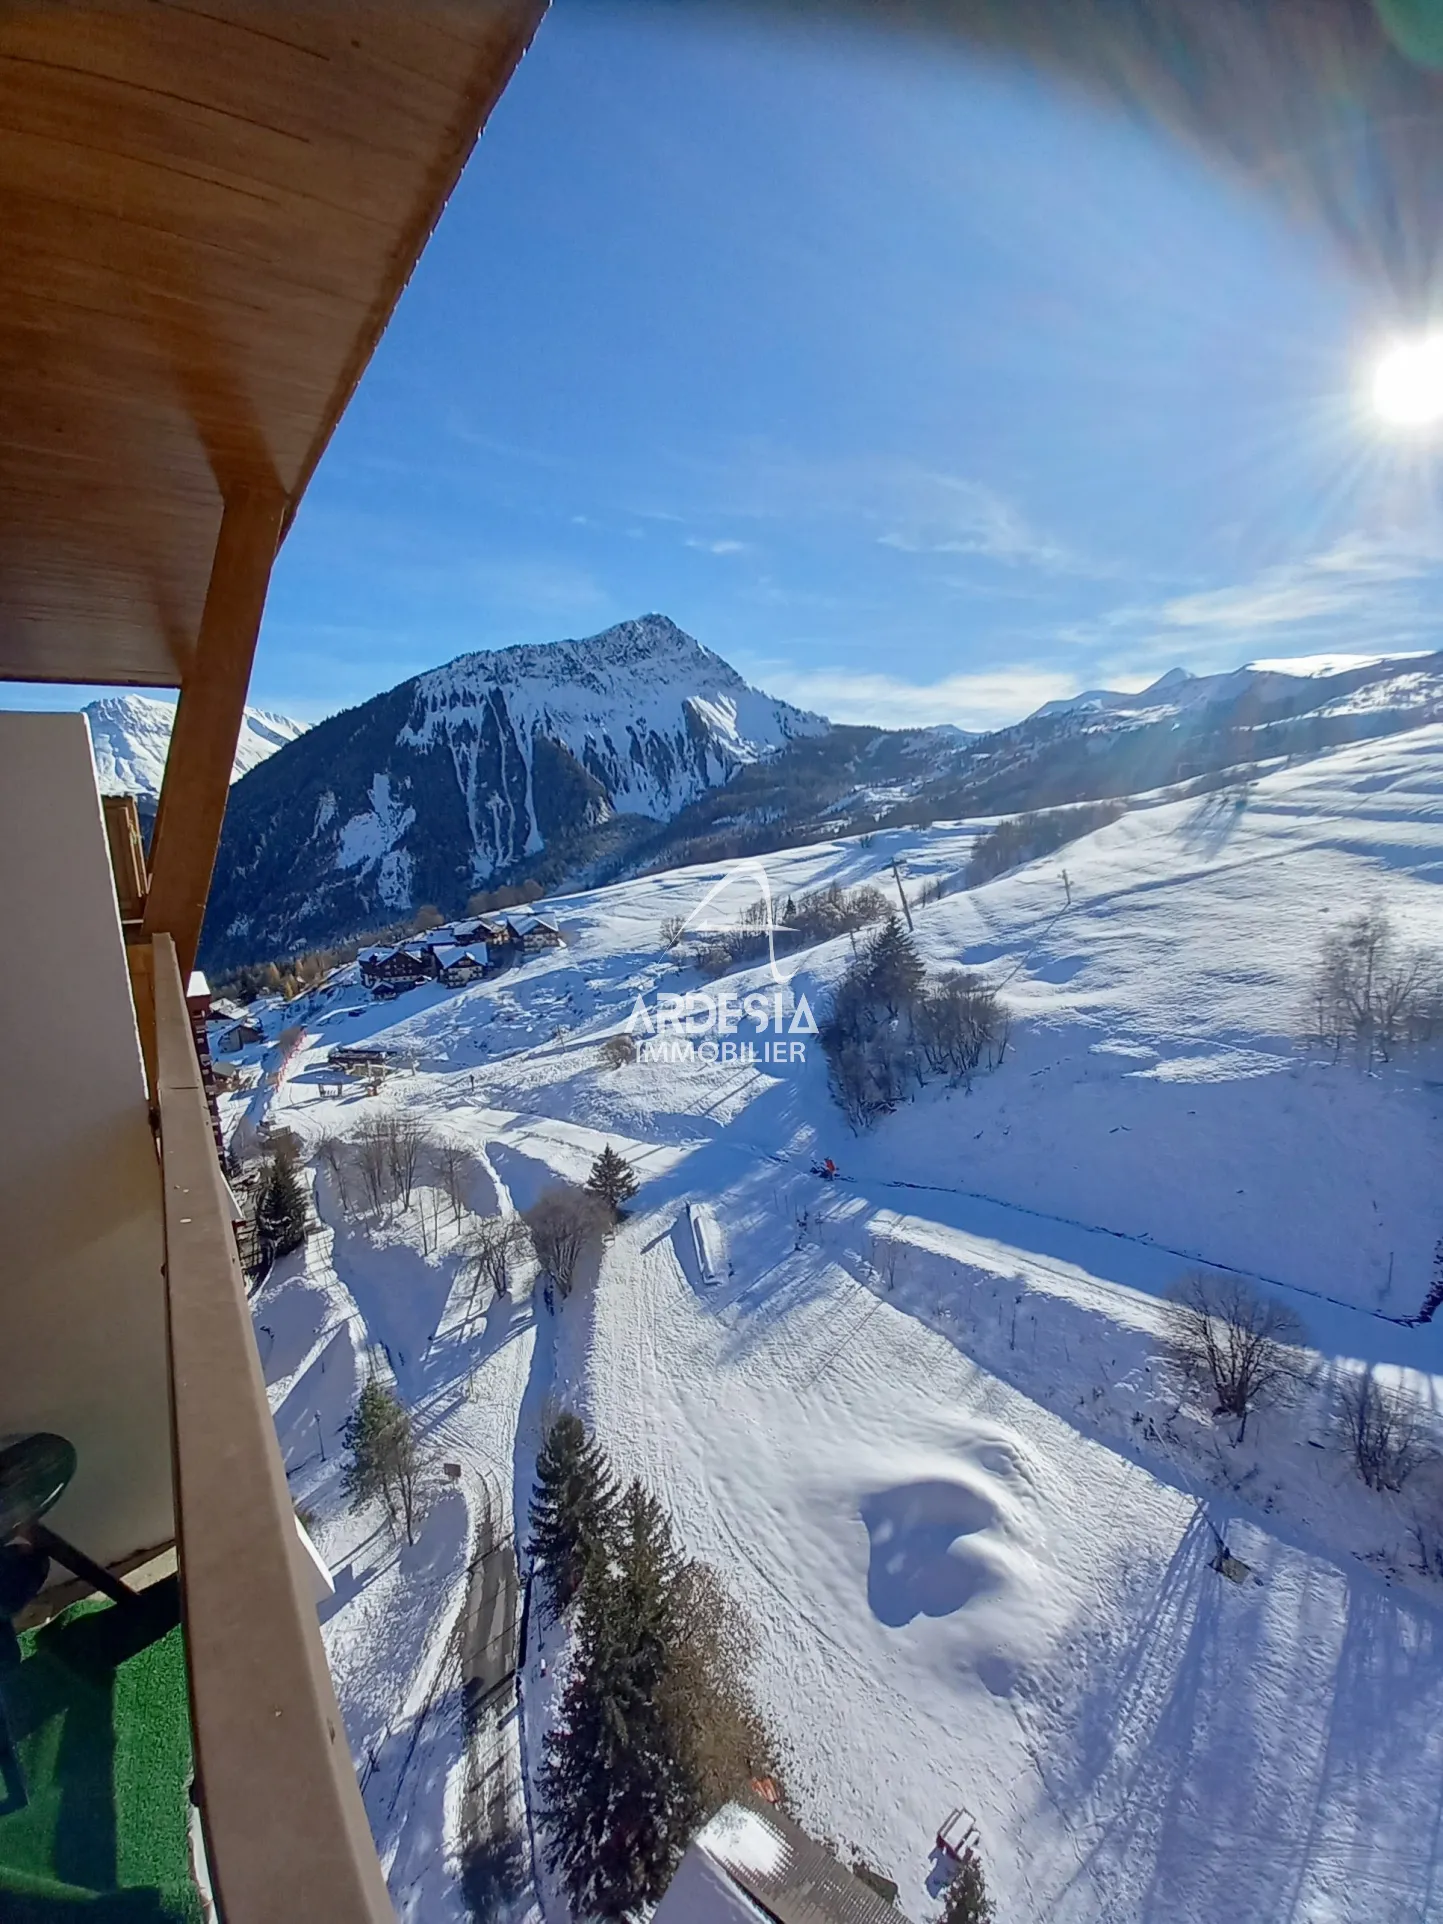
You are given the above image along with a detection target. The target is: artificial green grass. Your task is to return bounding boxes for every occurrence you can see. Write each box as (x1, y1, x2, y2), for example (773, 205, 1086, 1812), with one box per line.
(0, 1577, 201, 1922)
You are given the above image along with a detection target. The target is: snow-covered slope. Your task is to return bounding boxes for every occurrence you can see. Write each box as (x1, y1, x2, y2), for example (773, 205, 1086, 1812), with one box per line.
(234, 724, 1443, 1924)
(207, 615, 825, 965)
(85, 693, 306, 798)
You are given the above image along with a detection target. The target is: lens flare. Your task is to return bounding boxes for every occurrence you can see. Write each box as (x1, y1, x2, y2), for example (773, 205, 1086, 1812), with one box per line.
(1373, 335, 1443, 426)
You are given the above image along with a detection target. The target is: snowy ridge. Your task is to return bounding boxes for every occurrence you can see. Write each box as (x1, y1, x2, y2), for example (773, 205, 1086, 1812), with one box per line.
(85, 692, 306, 798)
(1029, 651, 1443, 724)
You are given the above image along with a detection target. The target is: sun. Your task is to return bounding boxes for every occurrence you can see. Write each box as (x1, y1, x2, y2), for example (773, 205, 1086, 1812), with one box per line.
(1372, 335, 1443, 427)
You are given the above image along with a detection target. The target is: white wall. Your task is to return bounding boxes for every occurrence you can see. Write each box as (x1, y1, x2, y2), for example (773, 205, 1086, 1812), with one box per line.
(0, 712, 173, 1571)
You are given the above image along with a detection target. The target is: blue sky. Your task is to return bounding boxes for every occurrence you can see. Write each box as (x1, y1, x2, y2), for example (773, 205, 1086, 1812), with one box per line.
(22, 2, 1443, 730)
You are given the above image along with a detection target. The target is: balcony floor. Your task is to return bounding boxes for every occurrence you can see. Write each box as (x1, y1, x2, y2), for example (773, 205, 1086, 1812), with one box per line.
(0, 1576, 200, 1921)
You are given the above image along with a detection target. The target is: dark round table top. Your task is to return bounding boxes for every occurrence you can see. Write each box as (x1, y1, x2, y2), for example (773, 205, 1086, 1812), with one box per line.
(0, 1433, 76, 1540)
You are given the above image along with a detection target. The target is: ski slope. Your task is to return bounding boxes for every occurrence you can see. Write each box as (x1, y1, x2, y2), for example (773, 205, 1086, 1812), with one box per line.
(245, 725, 1443, 1924)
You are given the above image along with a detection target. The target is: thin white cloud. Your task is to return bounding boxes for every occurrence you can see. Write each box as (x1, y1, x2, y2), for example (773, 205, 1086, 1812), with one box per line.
(684, 446, 1091, 578)
(751, 663, 1081, 732)
(685, 536, 750, 556)
(1159, 533, 1443, 633)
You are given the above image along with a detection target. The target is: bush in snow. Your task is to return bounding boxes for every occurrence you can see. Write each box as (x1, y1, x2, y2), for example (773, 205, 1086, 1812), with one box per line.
(586, 1144, 640, 1218)
(939, 1853, 996, 1924)
(916, 970, 1011, 1083)
(1336, 1372, 1431, 1491)
(342, 1379, 427, 1545)
(1305, 906, 1443, 1065)
(1165, 1272, 1305, 1442)
(529, 1413, 619, 1618)
(785, 879, 889, 945)
(525, 1185, 609, 1299)
(599, 1032, 638, 1068)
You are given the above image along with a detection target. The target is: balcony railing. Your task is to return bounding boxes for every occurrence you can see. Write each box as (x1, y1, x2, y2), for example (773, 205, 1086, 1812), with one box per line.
(150, 933, 393, 1922)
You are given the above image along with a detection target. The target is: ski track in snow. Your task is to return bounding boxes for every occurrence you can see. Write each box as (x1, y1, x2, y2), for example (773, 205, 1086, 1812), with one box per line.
(237, 726, 1443, 1923)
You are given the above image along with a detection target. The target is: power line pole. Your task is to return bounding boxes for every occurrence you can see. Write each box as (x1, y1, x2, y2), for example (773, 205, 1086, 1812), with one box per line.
(889, 858, 914, 931)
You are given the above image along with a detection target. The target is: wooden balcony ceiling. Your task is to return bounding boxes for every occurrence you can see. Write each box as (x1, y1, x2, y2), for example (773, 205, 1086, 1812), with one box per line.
(0, 0, 541, 689)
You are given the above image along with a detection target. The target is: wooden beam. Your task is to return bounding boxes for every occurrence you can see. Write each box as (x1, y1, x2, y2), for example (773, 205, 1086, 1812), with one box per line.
(102, 791, 148, 925)
(152, 935, 393, 1924)
(142, 488, 284, 979)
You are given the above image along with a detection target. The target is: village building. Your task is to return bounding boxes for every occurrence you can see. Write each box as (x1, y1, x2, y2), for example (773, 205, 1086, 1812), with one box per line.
(433, 942, 490, 986)
(510, 914, 563, 953)
(216, 1016, 264, 1053)
(652, 1796, 903, 1924)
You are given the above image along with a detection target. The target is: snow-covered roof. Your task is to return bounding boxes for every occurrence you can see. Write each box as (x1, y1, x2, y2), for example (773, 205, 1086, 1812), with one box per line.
(186, 969, 210, 999)
(680, 1801, 898, 1924)
(434, 943, 488, 968)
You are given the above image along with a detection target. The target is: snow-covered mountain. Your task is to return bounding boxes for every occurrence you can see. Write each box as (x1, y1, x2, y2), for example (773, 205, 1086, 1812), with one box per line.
(399, 614, 822, 824)
(1029, 653, 1443, 724)
(206, 616, 825, 965)
(85, 693, 307, 799)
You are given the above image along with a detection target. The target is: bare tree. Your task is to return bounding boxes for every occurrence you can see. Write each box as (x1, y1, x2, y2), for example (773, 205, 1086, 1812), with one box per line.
(388, 1114, 432, 1211)
(659, 914, 686, 951)
(599, 1032, 638, 1069)
(431, 1135, 471, 1224)
(525, 1186, 608, 1300)
(1308, 906, 1443, 1064)
(465, 1213, 529, 1306)
(1337, 1372, 1431, 1491)
(352, 1116, 394, 1213)
(1166, 1272, 1305, 1440)
(313, 1130, 352, 1210)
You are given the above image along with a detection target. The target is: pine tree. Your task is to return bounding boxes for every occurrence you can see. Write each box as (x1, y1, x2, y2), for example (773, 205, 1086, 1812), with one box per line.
(939, 1854, 995, 1924)
(586, 1144, 639, 1219)
(256, 1143, 309, 1259)
(342, 1380, 425, 1544)
(529, 1414, 618, 1617)
(539, 1480, 701, 1919)
(864, 913, 926, 1019)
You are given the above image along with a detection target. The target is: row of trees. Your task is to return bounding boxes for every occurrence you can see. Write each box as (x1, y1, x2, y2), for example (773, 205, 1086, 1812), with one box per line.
(1305, 906, 1443, 1065)
(662, 880, 890, 977)
(1167, 1271, 1434, 1493)
(965, 802, 1123, 887)
(821, 915, 1011, 1128)
(531, 1415, 783, 1920)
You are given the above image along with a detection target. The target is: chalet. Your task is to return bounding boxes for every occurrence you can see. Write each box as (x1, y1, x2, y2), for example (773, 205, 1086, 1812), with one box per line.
(433, 943, 490, 987)
(510, 915, 563, 953)
(359, 945, 433, 994)
(217, 1017, 264, 1053)
(653, 1796, 902, 1924)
